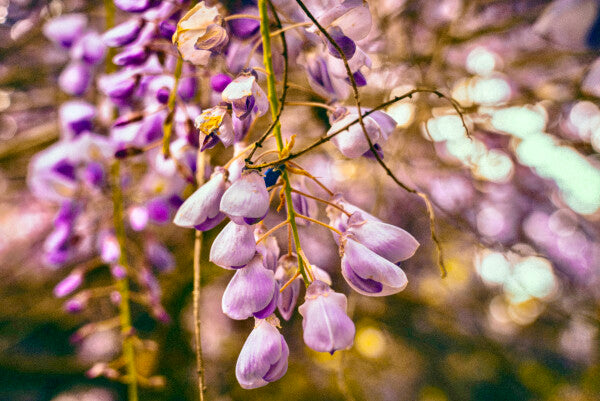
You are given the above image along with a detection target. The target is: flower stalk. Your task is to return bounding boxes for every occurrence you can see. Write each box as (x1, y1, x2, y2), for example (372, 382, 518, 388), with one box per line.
(110, 161, 139, 401)
(258, 0, 310, 285)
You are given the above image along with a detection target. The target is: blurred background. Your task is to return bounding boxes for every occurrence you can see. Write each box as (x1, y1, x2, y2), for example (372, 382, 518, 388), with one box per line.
(1, 0, 600, 400)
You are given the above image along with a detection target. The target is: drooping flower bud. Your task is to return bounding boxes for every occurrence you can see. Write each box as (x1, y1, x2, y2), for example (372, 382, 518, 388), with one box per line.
(255, 224, 280, 272)
(235, 316, 289, 389)
(221, 255, 277, 320)
(340, 237, 408, 296)
(146, 240, 175, 272)
(328, 107, 398, 158)
(54, 270, 84, 298)
(345, 212, 419, 263)
(59, 100, 95, 139)
(59, 62, 92, 96)
(228, 7, 260, 38)
(99, 232, 120, 264)
(220, 171, 270, 225)
(221, 71, 269, 119)
(174, 168, 228, 230)
(43, 14, 87, 48)
(114, 0, 158, 13)
(71, 32, 106, 65)
(102, 18, 145, 47)
(209, 221, 256, 268)
(298, 280, 355, 354)
(274, 254, 300, 321)
(97, 71, 138, 101)
(326, 26, 356, 59)
(210, 74, 233, 93)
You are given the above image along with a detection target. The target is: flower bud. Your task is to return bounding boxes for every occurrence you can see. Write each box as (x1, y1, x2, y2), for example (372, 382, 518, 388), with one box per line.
(174, 168, 227, 230)
(221, 255, 277, 320)
(43, 14, 87, 48)
(54, 270, 84, 298)
(220, 171, 269, 225)
(298, 280, 355, 354)
(235, 316, 289, 389)
(114, 0, 158, 13)
(71, 31, 106, 65)
(340, 237, 408, 296)
(103, 18, 145, 47)
(255, 225, 280, 272)
(209, 221, 256, 269)
(59, 62, 92, 96)
(274, 254, 300, 321)
(59, 100, 95, 138)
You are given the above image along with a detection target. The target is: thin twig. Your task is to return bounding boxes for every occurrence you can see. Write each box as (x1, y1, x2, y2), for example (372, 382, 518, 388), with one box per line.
(193, 150, 208, 401)
(291, 188, 351, 216)
(256, 219, 290, 244)
(295, 0, 448, 277)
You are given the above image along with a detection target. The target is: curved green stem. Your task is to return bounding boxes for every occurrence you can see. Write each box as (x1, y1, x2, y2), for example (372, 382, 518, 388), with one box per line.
(110, 161, 139, 401)
(258, 0, 310, 285)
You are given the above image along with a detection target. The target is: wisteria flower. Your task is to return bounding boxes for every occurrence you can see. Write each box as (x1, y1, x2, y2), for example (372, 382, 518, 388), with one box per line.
(340, 237, 408, 296)
(209, 221, 256, 268)
(221, 71, 269, 119)
(298, 280, 355, 354)
(236, 316, 289, 389)
(174, 167, 228, 230)
(220, 171, 270, 225)
(194, 106, 235, 148)
(221, 254, 277, 320)
(328, 108, 397, 158)
(173, 1, 225, 66)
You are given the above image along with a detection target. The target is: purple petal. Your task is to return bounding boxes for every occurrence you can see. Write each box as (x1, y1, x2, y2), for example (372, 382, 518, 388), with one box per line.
(43, 14, 87, 48)
(59, 101, 95, 138)
(298, 280, 355, 353)
(326, 26, 356, 59)
(174, 171, 228, 228)
(253, 284, 279, 319)
(114, 0, 158, 13)
(209, 221, 256, 268)
(340, 238, 408, 296)
(210, 73, 232, 93)
(113, 47, 148, 66)
(103, 18, 144, 47)
(59, 62, 92, 96)
(236, 318, 288, 389)
(221, 255, 276, 320)
(71, 31, 106, 65)
(347, 213, 420, 263)
(220, 171, 270, 224)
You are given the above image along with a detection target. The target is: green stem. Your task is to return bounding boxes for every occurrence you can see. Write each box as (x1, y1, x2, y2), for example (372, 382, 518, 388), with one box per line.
(103, 0, 117, 73)
(110, 161, 139, 401)
(258, 0, 310, 285)
(162, 57, 183, 158)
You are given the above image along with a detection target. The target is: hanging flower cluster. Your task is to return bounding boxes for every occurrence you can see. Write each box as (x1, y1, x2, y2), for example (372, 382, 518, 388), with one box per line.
(30, 0, 460, 393)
